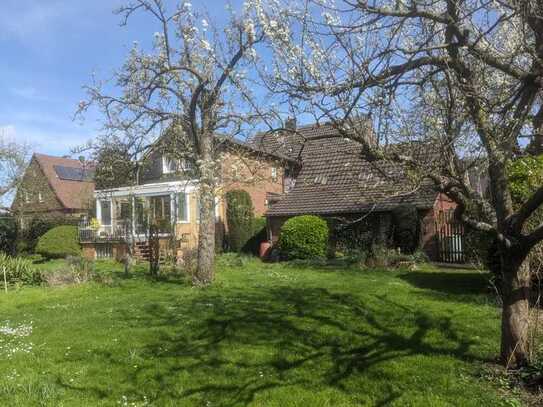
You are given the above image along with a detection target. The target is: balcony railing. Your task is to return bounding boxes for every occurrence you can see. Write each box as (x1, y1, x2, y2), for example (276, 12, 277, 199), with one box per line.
(78, 219, 173, 243)
(78, 220, 132, 243)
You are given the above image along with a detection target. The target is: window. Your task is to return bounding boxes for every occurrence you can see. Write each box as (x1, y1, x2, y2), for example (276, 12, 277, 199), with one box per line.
(271, 167, 278, 181)
(120, 202, 131, 220)
(24, 191, 30, 203)
(163, 155, 194, 174)
(100, 200, 112, 226)
(178, 192, 189, 222)
(38, 192, 43, 203)
(150, 195, 171, 222)
(162, 156, 177, 174)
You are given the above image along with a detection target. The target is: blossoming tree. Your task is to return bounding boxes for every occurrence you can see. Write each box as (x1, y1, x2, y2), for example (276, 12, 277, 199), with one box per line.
(79, 0, 265, 285)
(255, 0, 543, 368)
(0, 133, 29, 213)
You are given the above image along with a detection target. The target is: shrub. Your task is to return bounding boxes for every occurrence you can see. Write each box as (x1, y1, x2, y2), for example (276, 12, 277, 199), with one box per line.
(361, 245, 428, 270)
(226, 190, 254, 252)
(36, 226, 81, 259)
(0, 216, 17, 255)
(0, 253, 42, 285)
(41, 257, 97, 287)
(278, 215, 329, 259)
(242, 216, 268, 255)
(17, 216, 69, 254)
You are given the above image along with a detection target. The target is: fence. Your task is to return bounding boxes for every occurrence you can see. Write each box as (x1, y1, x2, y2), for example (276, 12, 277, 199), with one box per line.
(435, 210, 465, 263)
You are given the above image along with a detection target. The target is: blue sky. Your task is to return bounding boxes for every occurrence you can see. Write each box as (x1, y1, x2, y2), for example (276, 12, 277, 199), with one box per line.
(0, 0, 238, 157)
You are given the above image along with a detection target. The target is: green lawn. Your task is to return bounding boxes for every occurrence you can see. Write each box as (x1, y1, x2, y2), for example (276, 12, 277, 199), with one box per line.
(0, 257, 516, 406)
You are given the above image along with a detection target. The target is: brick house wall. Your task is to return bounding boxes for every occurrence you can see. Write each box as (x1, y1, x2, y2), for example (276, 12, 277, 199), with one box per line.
(219, 151, 285, 217)
(12, 158, 65, 216)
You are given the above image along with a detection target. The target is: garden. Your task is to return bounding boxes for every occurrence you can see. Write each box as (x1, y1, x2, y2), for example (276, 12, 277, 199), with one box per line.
(0, 254, 533, 406)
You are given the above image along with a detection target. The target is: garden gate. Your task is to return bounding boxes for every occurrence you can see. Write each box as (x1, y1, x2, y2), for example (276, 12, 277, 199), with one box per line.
(435, 210, 465, 263)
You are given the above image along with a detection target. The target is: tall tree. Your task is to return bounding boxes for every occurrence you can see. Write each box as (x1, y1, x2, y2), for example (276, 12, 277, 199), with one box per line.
(92, 136, 136, 190)
(79, 0, 265, 285)
(0, 133, 30, 213)
(256, 0, 543, 368)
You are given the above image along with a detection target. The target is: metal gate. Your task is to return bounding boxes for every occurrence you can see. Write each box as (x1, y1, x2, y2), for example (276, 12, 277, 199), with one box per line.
(435, 210, 465, 263)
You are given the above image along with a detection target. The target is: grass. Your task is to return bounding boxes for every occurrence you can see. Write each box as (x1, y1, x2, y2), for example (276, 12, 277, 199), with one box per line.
(0, 256, 518, 406)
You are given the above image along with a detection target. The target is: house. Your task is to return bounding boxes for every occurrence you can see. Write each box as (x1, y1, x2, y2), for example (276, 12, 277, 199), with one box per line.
(251, 121, 458, 261)
(11, 153, 95, 229)
(80, 137, 292, 260)
(80, 119, 461, 262)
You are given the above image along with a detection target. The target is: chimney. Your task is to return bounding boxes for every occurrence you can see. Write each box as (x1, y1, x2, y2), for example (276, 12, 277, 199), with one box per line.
(285, 117, 297, 132)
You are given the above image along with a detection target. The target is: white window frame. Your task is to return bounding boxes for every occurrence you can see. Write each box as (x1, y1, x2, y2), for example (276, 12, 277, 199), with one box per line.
(177, 192, 190, 224)
(271, 167, 278, 181)
(162, 155, 176, 174)
(163, 155, 193, 175)
(98, 199, 112, 226)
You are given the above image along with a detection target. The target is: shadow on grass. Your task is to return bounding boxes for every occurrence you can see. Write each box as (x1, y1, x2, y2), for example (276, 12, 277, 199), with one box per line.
(399, 270, 494, 295)
(61, 284, 491, 406)
(397, 270, 500, 309)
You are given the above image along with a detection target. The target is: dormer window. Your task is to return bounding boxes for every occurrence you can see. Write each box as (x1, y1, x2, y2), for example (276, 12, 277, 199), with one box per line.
(163, 156, 177, 174)
(163, 155, 194, 174)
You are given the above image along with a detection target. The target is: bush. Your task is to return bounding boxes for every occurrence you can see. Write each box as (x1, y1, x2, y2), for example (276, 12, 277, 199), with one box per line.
(242, 216, 267, 255)
(17, 216, 69, 254)
(226, 190, 254, 252)
(41, 256, 98, 287)
(0, 216, 17, 255)
(0, 253, 42, 285)
(36, 225, 81, 259)
(278, 215, 329, 259)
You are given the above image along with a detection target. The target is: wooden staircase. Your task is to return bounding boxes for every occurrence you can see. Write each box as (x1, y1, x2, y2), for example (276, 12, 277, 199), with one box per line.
(133, 241, 169, 264)
(134, 241, 151, 261)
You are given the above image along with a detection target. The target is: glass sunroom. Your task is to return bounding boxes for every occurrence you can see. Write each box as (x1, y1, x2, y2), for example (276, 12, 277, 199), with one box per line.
(79, 181, 195, 242)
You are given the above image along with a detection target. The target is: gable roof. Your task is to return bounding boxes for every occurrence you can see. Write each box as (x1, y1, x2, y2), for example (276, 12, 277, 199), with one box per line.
(254, 122, 438, 216)
(33, 153, 95, 210)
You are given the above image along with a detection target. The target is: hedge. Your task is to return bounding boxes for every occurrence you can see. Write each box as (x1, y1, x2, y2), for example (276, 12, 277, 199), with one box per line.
(226, 190, 254, 252)
(36, 225, 81, 259)
(278, 215, 329, 259)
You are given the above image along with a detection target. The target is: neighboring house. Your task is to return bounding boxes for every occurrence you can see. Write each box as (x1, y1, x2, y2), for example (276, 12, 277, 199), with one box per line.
(80, 137, 291, 260)
(252, 121, 458, 261)
(11, 154, 95, 229)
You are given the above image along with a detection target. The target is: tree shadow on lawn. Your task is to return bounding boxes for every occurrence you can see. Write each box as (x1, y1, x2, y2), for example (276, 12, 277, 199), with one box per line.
(398, 270, 497, 305)
(77, 285, 491, 406)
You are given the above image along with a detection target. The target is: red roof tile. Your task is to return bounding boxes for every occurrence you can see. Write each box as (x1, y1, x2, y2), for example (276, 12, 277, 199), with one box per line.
(34, 153, 95, 210)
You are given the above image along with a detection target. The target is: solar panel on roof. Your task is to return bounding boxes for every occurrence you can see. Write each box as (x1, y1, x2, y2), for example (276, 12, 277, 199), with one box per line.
(53, 165, 94, 182)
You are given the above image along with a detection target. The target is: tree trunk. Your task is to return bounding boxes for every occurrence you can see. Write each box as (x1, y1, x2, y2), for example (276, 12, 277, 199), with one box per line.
(194, 134, 216, 286)
(500, 255, 531, 368)
(195, 183, 216, 285)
